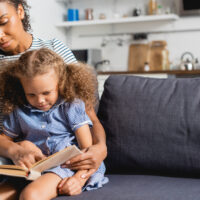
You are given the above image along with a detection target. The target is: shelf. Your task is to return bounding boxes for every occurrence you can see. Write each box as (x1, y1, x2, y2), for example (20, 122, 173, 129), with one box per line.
(56, 14, 179, 28)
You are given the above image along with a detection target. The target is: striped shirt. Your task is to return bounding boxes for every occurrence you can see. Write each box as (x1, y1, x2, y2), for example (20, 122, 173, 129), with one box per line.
(0, 36, 77, 131)
(0, 37, 76, 63)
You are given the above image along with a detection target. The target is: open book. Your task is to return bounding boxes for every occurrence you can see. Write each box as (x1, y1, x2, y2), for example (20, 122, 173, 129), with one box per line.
(0, 145, 82, 180)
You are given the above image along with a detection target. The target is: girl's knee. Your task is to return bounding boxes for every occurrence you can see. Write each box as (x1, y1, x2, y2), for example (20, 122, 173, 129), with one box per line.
(20, 186, 40, 200)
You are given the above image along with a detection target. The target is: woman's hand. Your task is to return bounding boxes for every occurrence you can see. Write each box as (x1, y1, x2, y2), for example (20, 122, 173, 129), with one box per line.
(61, 143, 107, 178)
(11, 148, 41, 169)
(12, 141, 45, 169)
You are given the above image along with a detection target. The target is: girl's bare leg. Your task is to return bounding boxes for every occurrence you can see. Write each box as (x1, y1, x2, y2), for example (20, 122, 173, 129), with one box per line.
(19, 173, 61, 200)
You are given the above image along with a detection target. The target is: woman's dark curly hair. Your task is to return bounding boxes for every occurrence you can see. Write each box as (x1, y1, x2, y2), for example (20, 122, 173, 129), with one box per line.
(0, 0, 31, 31)
(0, 48, 98, 113)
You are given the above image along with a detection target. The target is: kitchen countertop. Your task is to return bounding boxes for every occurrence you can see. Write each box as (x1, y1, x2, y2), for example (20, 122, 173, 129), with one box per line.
(97, 70, 200, 75)
(97, 70, 200, 97)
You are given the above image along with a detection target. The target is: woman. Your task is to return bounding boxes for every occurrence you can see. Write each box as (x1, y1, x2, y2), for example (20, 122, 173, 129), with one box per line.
(0, 0, 107, 199)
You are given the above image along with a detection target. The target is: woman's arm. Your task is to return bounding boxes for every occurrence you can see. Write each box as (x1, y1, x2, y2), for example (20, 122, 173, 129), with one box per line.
(63, 107, 107, 178)
(0, 134, 44, 169)
(0, 133, 21, 158)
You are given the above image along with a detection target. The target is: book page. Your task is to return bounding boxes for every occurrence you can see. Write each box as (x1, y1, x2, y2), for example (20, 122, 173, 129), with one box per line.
(32, 145, 82, 173)
(0, 165, 24, 170)
(26, 169, 41, 180)
(0, 168, 27, 178)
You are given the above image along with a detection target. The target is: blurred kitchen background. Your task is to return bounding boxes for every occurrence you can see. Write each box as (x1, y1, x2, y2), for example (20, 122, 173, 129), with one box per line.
(27, 0, 200, 73)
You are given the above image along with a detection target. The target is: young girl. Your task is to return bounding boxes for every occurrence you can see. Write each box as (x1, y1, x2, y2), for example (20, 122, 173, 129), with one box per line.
(0, 48, 108, 200)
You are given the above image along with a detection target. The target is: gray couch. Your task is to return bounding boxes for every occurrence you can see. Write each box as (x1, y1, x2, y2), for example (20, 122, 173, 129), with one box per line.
(55, 75, 200, 200)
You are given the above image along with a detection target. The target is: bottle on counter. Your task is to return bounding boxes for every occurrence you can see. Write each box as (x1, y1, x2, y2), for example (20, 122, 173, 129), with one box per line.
(144, 62, 150, 71)
(148, 0, 157, 15)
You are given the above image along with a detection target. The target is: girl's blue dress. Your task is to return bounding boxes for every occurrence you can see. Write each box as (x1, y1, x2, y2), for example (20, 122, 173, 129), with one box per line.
(3, 98, 108, 190)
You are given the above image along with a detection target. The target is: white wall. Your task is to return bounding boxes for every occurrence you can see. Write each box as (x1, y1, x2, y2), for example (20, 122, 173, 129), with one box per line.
(27, 0, 71, 45)
(27, 0, 200, 71)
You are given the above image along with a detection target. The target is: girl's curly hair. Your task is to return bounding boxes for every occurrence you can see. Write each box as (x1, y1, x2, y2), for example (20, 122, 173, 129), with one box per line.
(0, 0, 31, 32)
(0, 48, 98, 113)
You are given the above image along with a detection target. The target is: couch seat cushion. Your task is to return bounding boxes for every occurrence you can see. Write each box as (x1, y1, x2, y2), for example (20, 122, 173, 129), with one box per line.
(53, 174, 200, 200)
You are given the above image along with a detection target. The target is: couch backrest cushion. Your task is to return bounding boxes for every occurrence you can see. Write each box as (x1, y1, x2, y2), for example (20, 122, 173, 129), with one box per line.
(97, 75, 200, 175)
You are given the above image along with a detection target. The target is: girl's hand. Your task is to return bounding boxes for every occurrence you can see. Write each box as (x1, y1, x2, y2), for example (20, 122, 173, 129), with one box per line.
(61, 144, 105, 178)
(58, 176, 84, 196)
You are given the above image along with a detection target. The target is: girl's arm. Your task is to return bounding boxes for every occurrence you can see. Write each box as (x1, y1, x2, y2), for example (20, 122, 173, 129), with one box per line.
(75, 123, 93, 149)
(58, 124, 93, 195)
(65, 107, 107, 178)
(70, 123, 93, 178)
(0, 134, 44, 169)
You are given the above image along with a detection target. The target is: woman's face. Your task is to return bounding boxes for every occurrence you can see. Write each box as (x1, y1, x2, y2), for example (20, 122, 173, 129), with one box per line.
(0, 2, 26, 54)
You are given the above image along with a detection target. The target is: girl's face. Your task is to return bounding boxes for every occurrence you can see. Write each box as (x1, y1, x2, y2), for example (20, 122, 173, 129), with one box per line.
(0, 2, 28, 54)
(20, 69, 59, 111)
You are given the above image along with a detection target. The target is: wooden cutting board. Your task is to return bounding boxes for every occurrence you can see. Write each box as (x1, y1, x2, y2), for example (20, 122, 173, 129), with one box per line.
(128, 43, 149, 71)
(128, 41, 169, 71)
